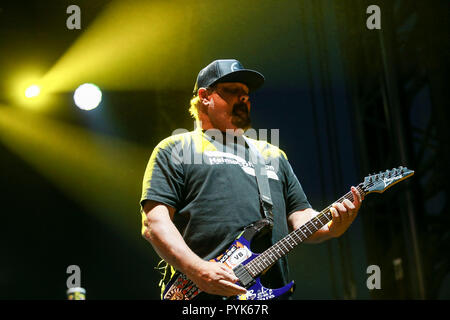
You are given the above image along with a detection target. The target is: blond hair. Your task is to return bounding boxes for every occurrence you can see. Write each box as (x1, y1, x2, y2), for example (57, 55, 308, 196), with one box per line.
(188, 86, 215, 124)
(188, 94, 201, 121)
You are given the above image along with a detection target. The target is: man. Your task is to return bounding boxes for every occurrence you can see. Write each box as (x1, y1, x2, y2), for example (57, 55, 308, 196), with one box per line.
(140, 59, 363, 299)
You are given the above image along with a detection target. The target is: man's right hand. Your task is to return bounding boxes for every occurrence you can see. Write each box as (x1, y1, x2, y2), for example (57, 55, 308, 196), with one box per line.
(187, 260, 247, 297)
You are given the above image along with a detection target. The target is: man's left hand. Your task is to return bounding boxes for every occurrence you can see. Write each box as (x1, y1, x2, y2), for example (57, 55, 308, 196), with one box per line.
(328, 186, 363, 238)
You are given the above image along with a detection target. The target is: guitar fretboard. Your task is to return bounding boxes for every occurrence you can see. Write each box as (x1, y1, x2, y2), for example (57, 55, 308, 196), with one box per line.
(244, 185, 365, 277)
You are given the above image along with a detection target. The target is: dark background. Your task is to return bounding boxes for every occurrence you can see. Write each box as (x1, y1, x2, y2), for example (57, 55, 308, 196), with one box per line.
(0, 0, 448, 299)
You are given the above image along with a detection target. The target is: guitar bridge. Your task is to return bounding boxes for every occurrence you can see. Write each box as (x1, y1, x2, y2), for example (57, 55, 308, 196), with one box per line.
(233, 264, 255, 288)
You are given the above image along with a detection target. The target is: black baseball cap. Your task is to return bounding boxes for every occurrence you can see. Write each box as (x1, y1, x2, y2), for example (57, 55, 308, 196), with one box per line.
(193, 59, 265, 95)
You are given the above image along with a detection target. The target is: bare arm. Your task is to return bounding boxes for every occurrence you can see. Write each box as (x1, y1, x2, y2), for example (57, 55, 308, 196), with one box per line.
(288, 208, 333, 243)
(288, 186, 363, 243)
(141, 200, 246, 297)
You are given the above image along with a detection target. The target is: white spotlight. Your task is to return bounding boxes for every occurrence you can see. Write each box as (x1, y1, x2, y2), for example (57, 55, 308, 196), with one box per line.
(73, 83, 102, 110)
(25, 85, 41, 98)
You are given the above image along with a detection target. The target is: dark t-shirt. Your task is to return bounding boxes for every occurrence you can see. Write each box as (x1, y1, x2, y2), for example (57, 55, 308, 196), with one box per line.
(140, 129, 311, 290)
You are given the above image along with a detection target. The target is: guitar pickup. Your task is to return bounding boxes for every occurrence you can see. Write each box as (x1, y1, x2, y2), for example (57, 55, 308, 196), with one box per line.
(233, 264, 255, 288)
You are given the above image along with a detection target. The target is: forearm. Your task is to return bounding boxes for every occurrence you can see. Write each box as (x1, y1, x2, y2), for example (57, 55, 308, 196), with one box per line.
(148, 221, 202, 275)
(288, 208, 335, 244)
(142, 203, 203, 277)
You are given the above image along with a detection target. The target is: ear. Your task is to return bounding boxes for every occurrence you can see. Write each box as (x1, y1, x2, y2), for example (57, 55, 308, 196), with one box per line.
(198, 88, 211, 104)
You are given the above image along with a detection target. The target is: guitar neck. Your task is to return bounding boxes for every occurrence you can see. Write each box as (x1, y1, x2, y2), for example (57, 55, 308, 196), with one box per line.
(244, 185, 366, 278)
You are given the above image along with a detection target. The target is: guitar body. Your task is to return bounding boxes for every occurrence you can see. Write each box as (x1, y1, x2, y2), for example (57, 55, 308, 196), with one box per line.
(162, 219, 295, 300)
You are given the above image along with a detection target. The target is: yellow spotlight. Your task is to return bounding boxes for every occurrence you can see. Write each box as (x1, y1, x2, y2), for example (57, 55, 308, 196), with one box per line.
(73, 83, 102, 110)
(24, 84, 41, 98)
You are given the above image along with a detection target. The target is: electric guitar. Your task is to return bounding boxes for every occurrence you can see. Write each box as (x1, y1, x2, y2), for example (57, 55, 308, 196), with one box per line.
(162, 166, 414, 300)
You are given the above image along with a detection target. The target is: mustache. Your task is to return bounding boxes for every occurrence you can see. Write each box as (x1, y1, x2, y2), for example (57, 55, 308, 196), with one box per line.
(231, 101, 251, 130)
(232, 102, 249, 116)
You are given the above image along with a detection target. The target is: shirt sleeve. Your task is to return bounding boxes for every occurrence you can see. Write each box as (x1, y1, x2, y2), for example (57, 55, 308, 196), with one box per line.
(140, 142, 184, 211)
(283, 159, 312, 216)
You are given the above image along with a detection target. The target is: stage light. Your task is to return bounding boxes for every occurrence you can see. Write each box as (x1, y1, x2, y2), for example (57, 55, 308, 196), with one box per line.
(0, 105, 148, 240)
(73, 83, 102, 110)
(24, 85, 41, 98)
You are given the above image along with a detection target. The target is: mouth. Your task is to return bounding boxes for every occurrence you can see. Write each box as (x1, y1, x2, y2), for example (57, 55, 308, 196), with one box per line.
(231, 102, 251, 129)
(232, 102, 249, 117)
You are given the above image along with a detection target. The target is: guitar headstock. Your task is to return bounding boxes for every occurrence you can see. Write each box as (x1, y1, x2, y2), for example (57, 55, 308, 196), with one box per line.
(361, 166, 414, 194)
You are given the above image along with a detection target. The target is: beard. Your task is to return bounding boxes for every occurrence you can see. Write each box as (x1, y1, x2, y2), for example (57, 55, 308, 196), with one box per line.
(231, 102, 251, 130)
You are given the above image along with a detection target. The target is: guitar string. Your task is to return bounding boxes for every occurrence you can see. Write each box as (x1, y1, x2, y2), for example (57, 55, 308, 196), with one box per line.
(245, 182, 379, 275)
(247, 170, 412, 274)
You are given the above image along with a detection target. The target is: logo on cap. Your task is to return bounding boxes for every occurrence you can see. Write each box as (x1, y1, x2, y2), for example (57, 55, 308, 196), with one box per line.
(231, 62, 240, 72)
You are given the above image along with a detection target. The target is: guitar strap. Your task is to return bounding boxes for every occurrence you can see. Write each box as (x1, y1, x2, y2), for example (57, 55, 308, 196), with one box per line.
(243, 136, 274, 227)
